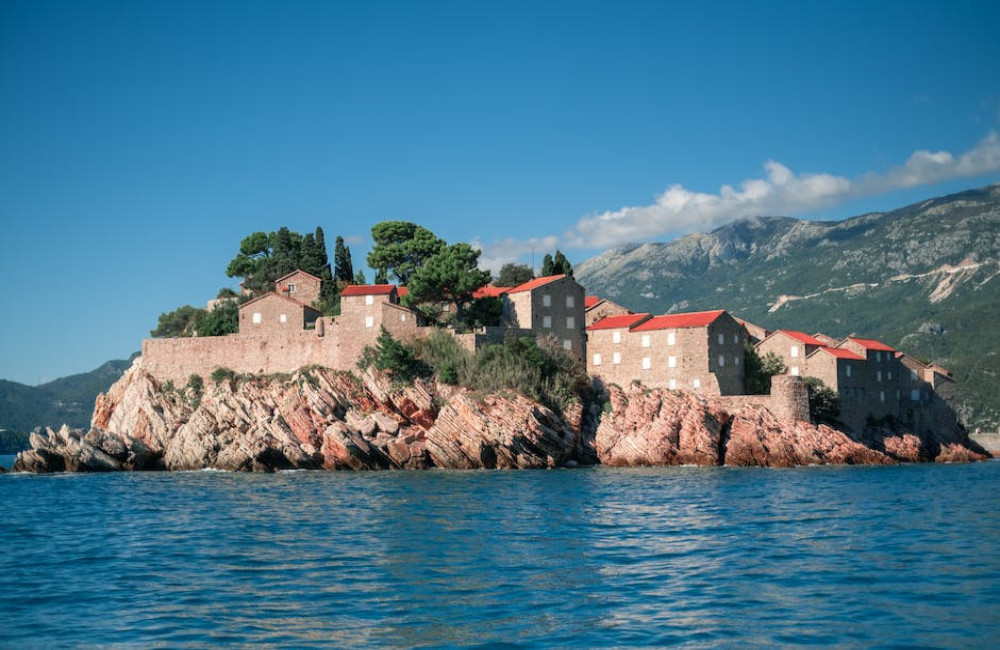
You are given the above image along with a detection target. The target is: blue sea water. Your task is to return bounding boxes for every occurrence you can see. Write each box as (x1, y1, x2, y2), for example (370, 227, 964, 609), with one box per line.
(2, 461, 999, 648)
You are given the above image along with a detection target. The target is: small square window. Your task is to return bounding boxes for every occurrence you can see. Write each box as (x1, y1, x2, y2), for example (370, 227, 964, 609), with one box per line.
(668, 356, 677, 368)
(667, 332, 675, 346)
(593, 353, 602, 366)
(542, 294, 551, 307)
(642, 334, 650, 348)
(566, 316, 575, 329)
(543, 316, 552, 329)
(718, 334, 725, 345)
(563, 339, 572, 351)
(692, 378, 701, 389)
(790, 346, 799, 358)
(288, 283, 296, 293)
(279, 314, 287, 324)
(612, 331, 621, 344)
(642, 357, 651, 370)
(877, 371, 882, 382)
(566, 295, 574, 308)
(365, 316, 374, 328)
(734, 356, 740, 366)
(668, 379, 677, 390)
(718, 355, 725, 367)
(613, 352, 621, 365)
(790, 366, 800, 376)
(846, 365, 852, 378)
(365, 295, 374, 306)
(252, 312, 262, 324)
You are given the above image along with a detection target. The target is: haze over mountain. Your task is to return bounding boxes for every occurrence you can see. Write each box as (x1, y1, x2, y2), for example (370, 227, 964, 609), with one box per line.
(577, 183, 1000, 431)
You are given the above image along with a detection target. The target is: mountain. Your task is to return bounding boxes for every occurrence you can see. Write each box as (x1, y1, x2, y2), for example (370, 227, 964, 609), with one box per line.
(576, 183, 1000, 431)
(0, 356, 136, 452)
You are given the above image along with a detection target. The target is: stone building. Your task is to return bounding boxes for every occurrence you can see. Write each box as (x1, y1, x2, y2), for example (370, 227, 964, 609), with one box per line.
(587, 309, 746, 395)
(734, 317, 771, 345)
(238, 292, 321, 334)
(275, 270, 322, 306)
(501, 274, 586, 358)
(584, 295, 631, 327)
(755, 330, 827, 377)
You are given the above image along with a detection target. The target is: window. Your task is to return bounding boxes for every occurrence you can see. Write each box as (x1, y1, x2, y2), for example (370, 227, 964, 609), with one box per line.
(252, 312, 262, 324)
(876, 352, 882, 362)
(880, 390, 885, 403)
(566, 295, 574, 308)
(790, 346, 799, 358)
(542, 294, 551, 307)
(279, 314, 287, 324)
(734, 356, 740, 367)
(846, 365, 852, 378)
(718, 333, 725, 345)
(612, 331, 621, 344)
(642, 357, 651, 370)
(668, 356, 677, 368)
(667, 332, 675, 346)
(543, 316, 552, 329)
(563, 339, 572, 351)
(566, 316, 575, 329)
(896, 389, 900, 400)
(613, 352, 621, 365)
(642, 334, 650, 348)
(911, 369, 918, 381)
(593, 353, 602, 366)
(669, 379, 677, 390)
(887, 371, 892, 380)
(365, 316, 374, 328)
(877, 370, 882, 382)
(400, 314, 407, 322)
(911, 389, 920, 401)
(733, 334, 739, 344)
(718, 355, 725, 367)
(692, 378, 701, 389)
(288, 283, 296, 293)
(790, 366, 800, 376)
(365, 295, 374, 306)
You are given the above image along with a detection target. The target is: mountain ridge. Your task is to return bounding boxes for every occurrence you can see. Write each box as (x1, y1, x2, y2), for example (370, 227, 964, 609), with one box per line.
(576, 183, 1000, 430)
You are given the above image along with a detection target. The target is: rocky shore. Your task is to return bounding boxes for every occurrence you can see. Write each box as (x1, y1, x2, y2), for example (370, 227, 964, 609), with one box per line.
(13, 363, 988, 473)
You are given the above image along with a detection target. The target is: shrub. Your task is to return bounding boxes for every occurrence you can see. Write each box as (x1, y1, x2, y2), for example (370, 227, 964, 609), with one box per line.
(805, 377, 841, 425)
(744, 343, 786, 394)
(358, 327, 431, 386)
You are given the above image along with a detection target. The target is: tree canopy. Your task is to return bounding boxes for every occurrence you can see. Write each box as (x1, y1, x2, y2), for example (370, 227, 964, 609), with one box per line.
(496, 263, 535, 287)
(404, 243, 491, 320)
(541, 250, 574, 277)
(366, 221, 445, 285)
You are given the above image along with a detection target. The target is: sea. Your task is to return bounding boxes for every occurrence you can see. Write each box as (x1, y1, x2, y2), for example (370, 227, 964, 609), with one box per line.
(2, 455, 999, 648)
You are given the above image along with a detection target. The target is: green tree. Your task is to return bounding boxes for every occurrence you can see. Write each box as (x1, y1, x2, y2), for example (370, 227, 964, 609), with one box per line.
(404, 243, 491, 321)
(805, 377, 841, 425)
(334, 236, 354, 283)
(226, 231, 273, 294)
(358, 327, 430, 386)
(541, 253, 554, 276)
(151, 305, 203, 338)
(354, 269, 367, 285)
(744, 343, 786, 394)
(366, 221, 446, 285)
(496, 263, 534, 287)
(552, 250, 574, 277)
(193, 301, 239, 337)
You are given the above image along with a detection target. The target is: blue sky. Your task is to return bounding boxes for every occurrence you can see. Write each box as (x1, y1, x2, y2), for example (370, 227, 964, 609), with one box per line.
(2, 0, 999, 385)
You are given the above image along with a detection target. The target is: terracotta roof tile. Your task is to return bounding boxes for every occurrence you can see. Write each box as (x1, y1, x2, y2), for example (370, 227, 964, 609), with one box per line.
(473, 285, 509, 299)
(813, 347, 865, 361)
(631, 309, 726, 331)
(847, 337, 896, 352)
(586, 313, 651, 331)
(507, 274, 566, 293)
(340, 284, 397, 297)
(584, 296, 601, 309)
(776, 330, 826, 346)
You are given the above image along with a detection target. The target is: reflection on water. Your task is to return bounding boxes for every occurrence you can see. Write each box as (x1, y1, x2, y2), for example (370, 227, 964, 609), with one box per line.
(2, 463, 999, 646)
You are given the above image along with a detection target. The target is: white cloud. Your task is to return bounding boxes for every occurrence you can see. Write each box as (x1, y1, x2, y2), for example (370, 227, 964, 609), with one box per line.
(564, 131, 1000, 250)
(475, 132, 1000, 267)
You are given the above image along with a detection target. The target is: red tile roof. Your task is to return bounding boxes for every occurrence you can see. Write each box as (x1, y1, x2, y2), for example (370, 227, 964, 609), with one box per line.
(813, 347, 865, 361)
(396, 286, 408, 298)
(776, 329, 826, 346)
(587, 313, 651, 331)
(473, 285, 509, 299)
(847, 337, 896, 352)
(631, 310, 726, 331)
(340, 284, 397, 297)
(584, 296, 601, 309)
(506, 274, 566, 293)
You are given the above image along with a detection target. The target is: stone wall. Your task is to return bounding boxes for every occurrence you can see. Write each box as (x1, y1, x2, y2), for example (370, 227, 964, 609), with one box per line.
(718, 375, 810, 423)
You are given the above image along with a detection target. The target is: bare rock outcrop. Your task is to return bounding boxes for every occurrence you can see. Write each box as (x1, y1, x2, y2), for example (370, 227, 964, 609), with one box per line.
(12, 362, 986, 473)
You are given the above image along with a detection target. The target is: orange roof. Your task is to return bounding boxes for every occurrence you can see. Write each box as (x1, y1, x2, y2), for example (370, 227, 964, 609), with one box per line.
(813, 347, 865, 361)
(507, 274, 566, 293)
(776, 329, 826, 346)
(473, 285, 509, 299)
(847, 337, 895, 352)
(632, 309, 726, 331)
(587, 313, 651, 331)
(396, 286, 408, 298)
(584, 296, 601, 309)
(340, 284, 397, 297)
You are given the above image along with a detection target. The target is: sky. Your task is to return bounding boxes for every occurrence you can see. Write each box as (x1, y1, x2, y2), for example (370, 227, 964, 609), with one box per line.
(2, 0, 999, 385)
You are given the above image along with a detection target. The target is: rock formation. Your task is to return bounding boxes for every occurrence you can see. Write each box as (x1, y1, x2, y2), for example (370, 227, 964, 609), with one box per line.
(12, 362, 988, 473)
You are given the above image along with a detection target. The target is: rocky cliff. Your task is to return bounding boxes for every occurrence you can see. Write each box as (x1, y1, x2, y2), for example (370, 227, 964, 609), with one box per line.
(12, 362, 987, 473)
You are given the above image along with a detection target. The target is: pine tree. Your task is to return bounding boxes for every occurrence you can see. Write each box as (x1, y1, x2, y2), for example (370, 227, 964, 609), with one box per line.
(541, 253, 554, 276)
(334, 236, 354, 283)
